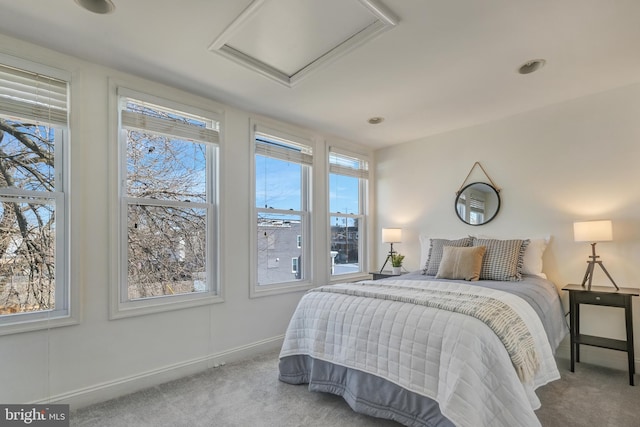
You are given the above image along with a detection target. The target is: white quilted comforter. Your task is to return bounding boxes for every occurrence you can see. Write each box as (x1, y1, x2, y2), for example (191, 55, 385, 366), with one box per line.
(279, 279, 560, 427)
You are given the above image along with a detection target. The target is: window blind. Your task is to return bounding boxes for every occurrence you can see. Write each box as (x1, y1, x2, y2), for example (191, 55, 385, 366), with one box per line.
(329, 149, 369, 179)
(121, 110, 219, 144)
(255, 132, 313, 165)
(469, 196, 485, 212)
(0, 63, 68, 125)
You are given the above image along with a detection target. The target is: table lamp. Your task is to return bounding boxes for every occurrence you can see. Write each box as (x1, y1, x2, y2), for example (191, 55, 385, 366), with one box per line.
(573, 220, 618, 290)
(380, 228, 402, 273)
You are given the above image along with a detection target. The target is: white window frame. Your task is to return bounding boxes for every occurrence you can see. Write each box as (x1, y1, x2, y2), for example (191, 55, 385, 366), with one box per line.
(0, 53, 76, 335)
(250, 122, 314, 297)
(110, 85, 222, 319)
(328, 147, 369, 281)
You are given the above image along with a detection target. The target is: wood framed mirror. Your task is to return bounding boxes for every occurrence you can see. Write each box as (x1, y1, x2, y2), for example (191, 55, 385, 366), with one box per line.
(455, 182, 501, 226)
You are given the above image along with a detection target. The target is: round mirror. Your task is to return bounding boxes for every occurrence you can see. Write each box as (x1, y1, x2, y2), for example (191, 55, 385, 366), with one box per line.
(455, 182, 501, 226)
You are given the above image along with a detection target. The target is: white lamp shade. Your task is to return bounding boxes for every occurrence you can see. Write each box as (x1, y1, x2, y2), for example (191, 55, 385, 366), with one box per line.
(382, 228, 402, 243)
(573, 220, 613, 242)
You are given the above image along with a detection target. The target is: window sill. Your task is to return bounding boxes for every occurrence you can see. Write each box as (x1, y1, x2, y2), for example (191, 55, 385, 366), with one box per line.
(330, 273, 371, 284)
(109, 293, 224, 320)
(0, 313, 79, 336)
(250, 281, 315, 298)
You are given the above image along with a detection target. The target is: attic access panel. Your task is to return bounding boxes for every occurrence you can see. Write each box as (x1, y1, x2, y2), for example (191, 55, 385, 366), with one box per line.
(209, 0, 397, 87)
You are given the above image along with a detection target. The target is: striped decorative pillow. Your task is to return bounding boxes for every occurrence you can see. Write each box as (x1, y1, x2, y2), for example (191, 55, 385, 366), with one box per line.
(473, 238, 529, 281)
(423, 237, 473, 275)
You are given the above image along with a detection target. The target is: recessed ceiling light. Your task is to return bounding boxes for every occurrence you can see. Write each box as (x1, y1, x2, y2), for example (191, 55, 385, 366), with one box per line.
(368, 117, 385, 125)
(518, 59, 546, 75)
(75, 0, 115, 14)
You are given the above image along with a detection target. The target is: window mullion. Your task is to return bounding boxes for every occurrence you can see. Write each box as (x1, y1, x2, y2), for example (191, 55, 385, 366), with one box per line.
(125, 197, 211, 210)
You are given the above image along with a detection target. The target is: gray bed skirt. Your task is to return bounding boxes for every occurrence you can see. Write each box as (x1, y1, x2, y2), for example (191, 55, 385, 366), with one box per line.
(279, 354, 455, 427)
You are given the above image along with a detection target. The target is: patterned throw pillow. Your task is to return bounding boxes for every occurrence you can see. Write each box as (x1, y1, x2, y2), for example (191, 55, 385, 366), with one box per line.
(473, 238, 529, 281)
(423, 237, 473, 275)
(436, 245, 487, 281)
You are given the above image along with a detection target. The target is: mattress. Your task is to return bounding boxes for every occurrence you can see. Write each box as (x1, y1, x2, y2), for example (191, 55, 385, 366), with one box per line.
(279, 273, 568, 427)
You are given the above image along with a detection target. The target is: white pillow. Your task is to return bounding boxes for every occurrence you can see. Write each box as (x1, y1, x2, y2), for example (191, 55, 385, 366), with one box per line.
(521, 237, 550, 278)
(472, 234, 550, 278)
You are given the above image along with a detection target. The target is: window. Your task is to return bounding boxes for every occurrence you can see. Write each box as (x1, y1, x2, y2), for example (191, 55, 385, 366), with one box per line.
(253, 124, 312, 294)
(114, 88, 220, 317)
(0, 56, 72, 333)
(329, 148, 368, 277)
(457, 192, 485, 225)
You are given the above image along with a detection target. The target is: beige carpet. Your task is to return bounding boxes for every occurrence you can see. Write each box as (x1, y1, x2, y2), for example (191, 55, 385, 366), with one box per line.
(70, 351, 640, 427)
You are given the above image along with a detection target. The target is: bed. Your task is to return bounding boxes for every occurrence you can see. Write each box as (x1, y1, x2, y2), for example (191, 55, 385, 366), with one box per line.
(278, 237, 569, 427)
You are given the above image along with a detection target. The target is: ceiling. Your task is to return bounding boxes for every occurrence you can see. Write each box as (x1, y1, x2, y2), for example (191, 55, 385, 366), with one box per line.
(0, 0, 639, 150)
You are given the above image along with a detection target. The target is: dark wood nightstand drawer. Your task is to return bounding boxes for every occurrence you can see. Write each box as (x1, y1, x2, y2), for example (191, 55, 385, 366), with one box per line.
(574, 291, 625, 306)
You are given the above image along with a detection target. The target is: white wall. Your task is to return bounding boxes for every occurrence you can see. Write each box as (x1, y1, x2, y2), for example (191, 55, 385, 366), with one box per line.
(0, 34, 372, 407)
(375, 81, 640, 369)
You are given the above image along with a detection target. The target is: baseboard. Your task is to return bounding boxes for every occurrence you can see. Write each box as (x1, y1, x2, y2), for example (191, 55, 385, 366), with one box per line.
(36, 335, 285, 410)
(37, 335, 635, 411)
(555, 339, 639, 372)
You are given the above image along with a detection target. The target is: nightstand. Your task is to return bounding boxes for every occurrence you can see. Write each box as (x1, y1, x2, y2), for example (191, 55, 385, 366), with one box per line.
(370, 271, 404, 280)
(562, 284, 640, 385)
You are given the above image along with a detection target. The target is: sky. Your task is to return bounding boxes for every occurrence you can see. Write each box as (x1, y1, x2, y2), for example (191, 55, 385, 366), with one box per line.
(255, 155, 359, 215)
